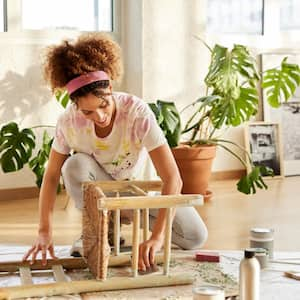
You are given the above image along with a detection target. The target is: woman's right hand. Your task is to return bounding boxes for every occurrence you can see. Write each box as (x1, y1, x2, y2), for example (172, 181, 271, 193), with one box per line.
(22, 232, 58, 266)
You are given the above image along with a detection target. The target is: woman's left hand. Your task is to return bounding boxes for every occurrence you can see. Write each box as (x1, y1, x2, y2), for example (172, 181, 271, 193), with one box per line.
(138, 237, 164, 271)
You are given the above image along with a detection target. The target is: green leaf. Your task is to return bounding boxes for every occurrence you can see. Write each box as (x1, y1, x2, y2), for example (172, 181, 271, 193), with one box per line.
(148, 100, 181, 147)
(205, 44, 259, 98)
(29, 131, 53, 187)
(55, 89, 70, 108)
(237, 166, 274, 194)
(204, 44, 260, 129)
(262, 57, 300, 108)
(0, 122, 36, 172)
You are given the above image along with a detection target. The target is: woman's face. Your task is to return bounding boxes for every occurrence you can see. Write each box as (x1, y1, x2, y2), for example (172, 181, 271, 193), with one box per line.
(76, 87, 116, 129)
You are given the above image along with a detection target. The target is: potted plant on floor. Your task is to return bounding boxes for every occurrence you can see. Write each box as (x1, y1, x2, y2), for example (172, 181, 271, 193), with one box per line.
(149, 42, 300, 198)
(0, 90, 69, 189)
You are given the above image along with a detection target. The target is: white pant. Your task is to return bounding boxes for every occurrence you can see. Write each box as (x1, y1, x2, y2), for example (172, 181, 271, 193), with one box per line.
(62, 153, 208, 250)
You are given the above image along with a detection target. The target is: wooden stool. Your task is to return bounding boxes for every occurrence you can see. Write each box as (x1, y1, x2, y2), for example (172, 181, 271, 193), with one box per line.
(0, 180, 203, 299)
(82, 180, 203, 281)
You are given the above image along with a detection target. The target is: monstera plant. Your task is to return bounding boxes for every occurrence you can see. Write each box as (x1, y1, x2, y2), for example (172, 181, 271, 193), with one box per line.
(149, 43, 300, 195)
(0, 90, 69, 188)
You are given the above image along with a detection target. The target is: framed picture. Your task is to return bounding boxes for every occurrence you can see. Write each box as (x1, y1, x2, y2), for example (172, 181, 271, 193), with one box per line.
(244, 122, 284, 178)
(262, 53, 300, 176)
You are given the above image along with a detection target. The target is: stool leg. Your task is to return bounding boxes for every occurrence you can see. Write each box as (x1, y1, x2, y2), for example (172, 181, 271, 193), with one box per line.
(163, 208, 172, 275)
(113, 209, 120, 255)
(132, 209, 140, 277)
(142, 208, 149, 241)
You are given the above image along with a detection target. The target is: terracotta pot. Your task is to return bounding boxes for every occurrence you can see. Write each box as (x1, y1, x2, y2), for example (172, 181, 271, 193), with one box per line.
(171, 144, 216, 198)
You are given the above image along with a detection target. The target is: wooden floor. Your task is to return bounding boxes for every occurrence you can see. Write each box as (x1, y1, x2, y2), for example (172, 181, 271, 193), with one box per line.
(0, 177, 299, 252)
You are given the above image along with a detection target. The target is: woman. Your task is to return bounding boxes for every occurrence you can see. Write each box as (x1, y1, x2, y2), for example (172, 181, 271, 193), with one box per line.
(23, 32, 207, 271)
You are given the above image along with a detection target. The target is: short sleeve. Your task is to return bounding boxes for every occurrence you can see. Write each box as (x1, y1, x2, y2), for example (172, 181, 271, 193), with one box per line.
(133, 105, 167, 152)
(51, 116, 71, 155)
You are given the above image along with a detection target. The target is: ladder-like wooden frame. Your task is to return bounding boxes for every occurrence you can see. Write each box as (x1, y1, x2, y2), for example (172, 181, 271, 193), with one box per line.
(0, 180, 203, 299)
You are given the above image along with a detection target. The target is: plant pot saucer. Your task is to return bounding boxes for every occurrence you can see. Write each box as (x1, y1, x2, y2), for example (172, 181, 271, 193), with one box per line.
(204, 190, 213, 202)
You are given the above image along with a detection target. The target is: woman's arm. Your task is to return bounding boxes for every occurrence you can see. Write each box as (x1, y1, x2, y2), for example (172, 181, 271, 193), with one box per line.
(138, 143, 182, 270)
(148, 143, 182, 237)
(23, 149, 68, 264)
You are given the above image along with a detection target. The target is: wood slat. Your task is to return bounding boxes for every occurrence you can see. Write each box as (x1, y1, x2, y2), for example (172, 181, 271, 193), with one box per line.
(132, 209, 140, 277)
(130, 184, 148, 196)
(163, 208, 173, 276)
(0, 255, 168, 273)
(19, 266, 33, 285)
(83, 180, 162, 192)
(0, 258, 86, 273)
(52, 265, 69, 282)
(0, 274, 194, 299)
(98, 194, 203, 210)
(142, 208, 149, 241)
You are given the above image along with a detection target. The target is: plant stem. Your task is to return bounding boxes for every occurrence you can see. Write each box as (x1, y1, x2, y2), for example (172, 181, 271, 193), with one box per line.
(216, 143, 248, 169)
(192, 35, 212, 52)
(212, 138, 253, 166)
(30, 125, 55, 130)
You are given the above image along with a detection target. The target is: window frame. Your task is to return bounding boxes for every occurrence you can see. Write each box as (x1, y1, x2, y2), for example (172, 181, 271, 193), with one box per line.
(0, 0, 7, 32)
(206, 0, 264, 36)
(205, 0, 300, 50)
(0, 0, 121, 43)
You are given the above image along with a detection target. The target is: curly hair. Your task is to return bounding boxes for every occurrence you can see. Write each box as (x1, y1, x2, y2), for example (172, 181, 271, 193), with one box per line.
(43, 32, 123, 92)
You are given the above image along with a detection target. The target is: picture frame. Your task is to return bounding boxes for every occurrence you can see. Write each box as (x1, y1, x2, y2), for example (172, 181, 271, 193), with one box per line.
(244, 122, 284, 178)
(262, 52, 300, 176)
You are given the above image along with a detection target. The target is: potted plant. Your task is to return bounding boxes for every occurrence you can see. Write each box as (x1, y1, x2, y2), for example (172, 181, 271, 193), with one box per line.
(0, 90, 69, 189)
(149, 42, 300, 198)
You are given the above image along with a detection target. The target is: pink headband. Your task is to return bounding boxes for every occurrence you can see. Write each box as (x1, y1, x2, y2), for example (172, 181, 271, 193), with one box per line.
(66, 71, 110, 94)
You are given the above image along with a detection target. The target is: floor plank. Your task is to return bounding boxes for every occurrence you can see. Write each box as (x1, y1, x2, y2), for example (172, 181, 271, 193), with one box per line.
(0, 177, 299, 251)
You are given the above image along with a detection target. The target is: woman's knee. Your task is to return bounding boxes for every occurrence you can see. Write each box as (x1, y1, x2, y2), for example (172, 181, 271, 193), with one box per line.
(171, 207, 208, 250)
(182, 223, 208, 250)
(61, 153, 92, 180)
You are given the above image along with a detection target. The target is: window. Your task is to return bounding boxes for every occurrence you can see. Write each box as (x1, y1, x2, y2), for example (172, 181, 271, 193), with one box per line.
(206, 0, 263, 34)
(280, 0, 300, 31)
(22, 0, 113, 32)
(207, 0, 300, 36)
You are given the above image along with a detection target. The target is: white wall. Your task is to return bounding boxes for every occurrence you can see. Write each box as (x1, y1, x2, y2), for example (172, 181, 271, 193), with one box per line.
(141, 0, 243, 172)
(0, 37, 65, 188)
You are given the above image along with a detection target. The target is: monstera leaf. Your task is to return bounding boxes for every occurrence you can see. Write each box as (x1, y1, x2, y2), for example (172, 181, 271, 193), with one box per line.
(148, 100, 181, 147)
(29, 131, 53, 187)
(210, 87, 258, 128)
(204, 44, 260, 128)
(237, 166, 274, 194)
(0, 122, 36, 172)
(262, 57, 300, 108)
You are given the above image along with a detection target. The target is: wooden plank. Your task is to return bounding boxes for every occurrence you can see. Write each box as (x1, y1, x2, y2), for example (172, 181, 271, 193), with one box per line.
(52, 265, 69, 282)
(113, 209, 120, 256)
(142, 208, 149, 241)
(0, 254, 169, 273)
(163, 208, 173, 275)
(130, 185, 149, 241)
(0, 258, 86, 273)
(19, 266, 33, 285)
(98, 194, 203, 210)
(130, 184, 148, 196)
(83, 181, 162, 192)
(132, 209, 140, 277)
(0, 274, 193, 299)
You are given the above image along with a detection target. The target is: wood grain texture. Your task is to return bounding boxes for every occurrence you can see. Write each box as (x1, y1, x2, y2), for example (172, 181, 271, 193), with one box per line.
(0, 274, 193, 299)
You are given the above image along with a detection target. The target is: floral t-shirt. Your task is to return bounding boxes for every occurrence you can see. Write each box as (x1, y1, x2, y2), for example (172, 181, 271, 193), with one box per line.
(52, 92, 167, 180)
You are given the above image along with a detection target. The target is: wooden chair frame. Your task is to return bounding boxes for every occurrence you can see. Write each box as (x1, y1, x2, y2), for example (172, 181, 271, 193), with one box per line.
(0, 180, 203, 299)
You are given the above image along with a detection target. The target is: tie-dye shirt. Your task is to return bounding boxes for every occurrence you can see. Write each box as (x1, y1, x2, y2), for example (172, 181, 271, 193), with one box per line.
(52, 92, 167, 180)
